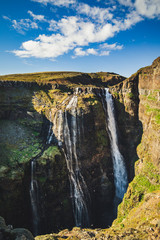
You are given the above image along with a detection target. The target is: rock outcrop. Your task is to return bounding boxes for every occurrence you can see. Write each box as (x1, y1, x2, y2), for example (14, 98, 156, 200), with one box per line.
(0, 73, 125, 234)
(0, 216, 34, 240)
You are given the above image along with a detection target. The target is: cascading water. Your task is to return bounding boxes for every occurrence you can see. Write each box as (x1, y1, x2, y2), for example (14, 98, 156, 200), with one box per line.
(63, 95, 90, 227)
(46, 112, 54, 144)
(30, 159, 40, 236)
(102, 88, 128, 202)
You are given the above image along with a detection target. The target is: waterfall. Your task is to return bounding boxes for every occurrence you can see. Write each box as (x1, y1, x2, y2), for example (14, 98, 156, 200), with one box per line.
(103, 88, 128, 201)
(63, 95, 90, 227)
(46, 111, 54, 144)
(30, 159, 40, 236)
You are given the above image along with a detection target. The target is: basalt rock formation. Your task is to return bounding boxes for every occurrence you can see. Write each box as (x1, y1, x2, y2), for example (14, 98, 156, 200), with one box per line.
(0, 58, 159, 239)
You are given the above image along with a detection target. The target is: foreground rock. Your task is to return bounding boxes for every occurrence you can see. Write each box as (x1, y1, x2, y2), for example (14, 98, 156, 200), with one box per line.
(0, 216, 34, 240)
(35, 191, 160, 239)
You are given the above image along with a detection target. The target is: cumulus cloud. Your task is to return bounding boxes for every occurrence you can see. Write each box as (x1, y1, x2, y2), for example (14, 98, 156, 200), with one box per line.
(118, 0, 160, 18)
(28, 10, 46, 21)
(117, 0, 133, 7)
(12, 11, 138, 58)
(3, 11, 46, 34)
(11, 19, 38, 34)
(13, 15, 120, 58)
(73, 42, 123, 58)
(77, 3, 113, 23)
(101, 43, 123, 50)
(11, 0, 160, 59)
(135, 0, 160, 18)
(74, 47, 98, 57)
(32, 0, 76, 7)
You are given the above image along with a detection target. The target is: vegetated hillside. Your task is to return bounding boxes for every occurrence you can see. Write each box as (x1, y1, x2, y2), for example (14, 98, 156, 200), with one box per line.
(0, 71, 125, 87)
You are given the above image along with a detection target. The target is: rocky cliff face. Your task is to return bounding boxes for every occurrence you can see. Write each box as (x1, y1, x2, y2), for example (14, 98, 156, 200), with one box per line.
(110, 57, 160, 237)
(0, 58, 159, 239)
(0, 72, 126, 235)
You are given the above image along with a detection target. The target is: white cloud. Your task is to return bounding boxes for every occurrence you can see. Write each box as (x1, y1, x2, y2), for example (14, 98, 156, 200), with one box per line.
(117, 0, 133, 7)
(74, 48, 98, 57)
(101, 43, 123, 50)
(3, 15, 40, 34)
(99, 50, 110, 56)
(122, 10, 143, 29)
(74, 48, 87, 56)
(13, 15, 118, 58)
(77, 3, 113, 23)
(12, 19, 38, 34)
(11, 0, 160, 59)
(112, 10, 143, 31)
(32, 0, 76, 7)
(135, 0, 160, 18)
(13, 34, 74, 58)
(2, 16, 11, 21)
(73, 44, 122, 58)
(28, 10, 46, 21)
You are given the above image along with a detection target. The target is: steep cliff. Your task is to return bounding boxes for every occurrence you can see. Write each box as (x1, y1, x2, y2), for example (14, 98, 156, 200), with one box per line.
(111, 57, 160, 232)
(0, 72, 128, 235)
(35, 57, 159, 239)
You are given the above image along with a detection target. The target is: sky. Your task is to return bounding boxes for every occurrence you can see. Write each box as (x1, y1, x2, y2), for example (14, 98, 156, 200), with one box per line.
(0, 0, 160, 77)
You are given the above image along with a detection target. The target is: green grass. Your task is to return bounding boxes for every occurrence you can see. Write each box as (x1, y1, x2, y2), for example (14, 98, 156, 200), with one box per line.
(146, 104, 160, 124)
(0, 71, 126, 88)
(0, 71, 82, 83)
(147, 95, 157, 101)
(116, 157, 160, 224)
(127, 92, 135, 99)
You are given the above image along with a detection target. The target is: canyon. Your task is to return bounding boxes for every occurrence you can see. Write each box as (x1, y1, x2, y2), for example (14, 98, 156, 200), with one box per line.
(0, 57, 159, 239)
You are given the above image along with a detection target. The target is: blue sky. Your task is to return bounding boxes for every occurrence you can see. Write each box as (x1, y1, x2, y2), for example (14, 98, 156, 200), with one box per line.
(1, 0, 160, 77)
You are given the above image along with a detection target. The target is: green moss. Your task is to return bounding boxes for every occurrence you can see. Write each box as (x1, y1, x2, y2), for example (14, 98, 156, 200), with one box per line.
(116, 158, 160, 224)
(0, 119, 43, 179)
(146, 104, 160, 125)
(147, 95, 157, 101)
(127, 92, 135, 99)
(41, 146, 61, 160)
(132, 175, 159, 193)
(136, 158, 160, 184)
(38, 176, 47, 183)
(83, 94, 98, 105)
(112, 92, 119, 99)
(96, 130, 108, 147)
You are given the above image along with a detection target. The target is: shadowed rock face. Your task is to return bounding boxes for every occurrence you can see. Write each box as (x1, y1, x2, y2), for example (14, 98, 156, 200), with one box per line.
(0, 58, 159, 238)
(0, 216, 34, 240)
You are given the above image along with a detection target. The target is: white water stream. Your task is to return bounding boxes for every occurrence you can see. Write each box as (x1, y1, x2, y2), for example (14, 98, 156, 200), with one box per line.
(30, 159, 40, 236)
(63, 95, 90, 227)
(103, 88, 128, 200)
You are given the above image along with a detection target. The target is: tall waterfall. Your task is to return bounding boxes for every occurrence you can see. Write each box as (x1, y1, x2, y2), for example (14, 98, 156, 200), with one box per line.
(46, 111, 54, 144)
(63, 95, 90, 227)
(30, 159, 40, 236)
(103, 88, 128, 201)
